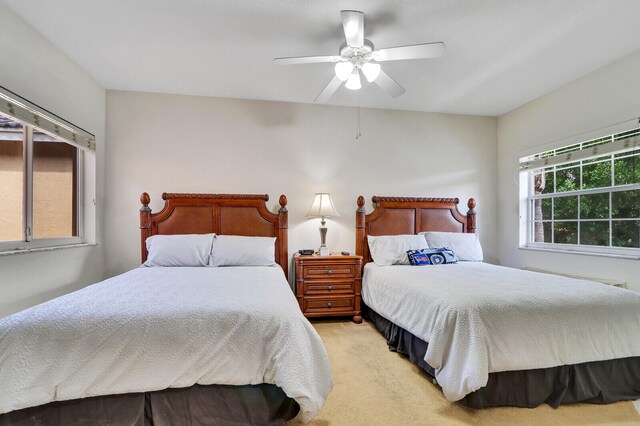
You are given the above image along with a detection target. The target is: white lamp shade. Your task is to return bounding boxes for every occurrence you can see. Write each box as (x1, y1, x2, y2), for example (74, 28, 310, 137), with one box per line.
(335, 62, 354, 81)
(306, 193, 340, 218)
(345, 71, 362, 90)
(361, 62, 381, 82)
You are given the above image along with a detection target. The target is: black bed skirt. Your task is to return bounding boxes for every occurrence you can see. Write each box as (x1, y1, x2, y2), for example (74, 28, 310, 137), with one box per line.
(366, 306, 640, 408)
(0, 383, 300, 426)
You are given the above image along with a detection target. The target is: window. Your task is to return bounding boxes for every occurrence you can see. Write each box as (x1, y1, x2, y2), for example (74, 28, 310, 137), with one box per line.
(0, 87, 95, 252)
(520, 124, 640, 257)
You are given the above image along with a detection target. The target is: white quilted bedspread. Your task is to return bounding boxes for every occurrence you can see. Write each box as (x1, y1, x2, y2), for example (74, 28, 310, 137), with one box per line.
(0, 266, 332, 422)
(362, 262, 640, 401)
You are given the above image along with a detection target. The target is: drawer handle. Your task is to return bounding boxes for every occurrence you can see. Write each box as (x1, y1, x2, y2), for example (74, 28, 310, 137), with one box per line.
(327, 285, 333, 291)
(327, 302, 333, 308)
(327, 269, 333, 275)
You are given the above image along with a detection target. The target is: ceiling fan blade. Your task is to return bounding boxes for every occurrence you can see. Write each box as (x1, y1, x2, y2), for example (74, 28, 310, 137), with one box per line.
(315, 75, 343, 103)
(341, 10, 364, 48)
(274, 55, 342, 65)
(372, 42, 446, 62)
(375, 70, 406, 98)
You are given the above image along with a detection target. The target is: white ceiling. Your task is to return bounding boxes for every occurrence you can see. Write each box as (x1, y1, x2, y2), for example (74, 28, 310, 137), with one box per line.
(5, 0, 640, 116)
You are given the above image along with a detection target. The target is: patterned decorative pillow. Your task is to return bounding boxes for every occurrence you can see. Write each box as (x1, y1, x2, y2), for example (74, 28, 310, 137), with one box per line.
(407, 247, 458, 266)
(419, 232, 483, 261)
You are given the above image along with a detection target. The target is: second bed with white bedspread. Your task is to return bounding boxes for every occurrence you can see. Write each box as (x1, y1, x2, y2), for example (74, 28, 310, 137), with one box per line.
(362, 262, 640, 401)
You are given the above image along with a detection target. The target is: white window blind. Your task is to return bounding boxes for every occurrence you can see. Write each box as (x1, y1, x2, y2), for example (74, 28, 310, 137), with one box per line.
(519, 118, 639, 171)
(0, 86, 95, 153)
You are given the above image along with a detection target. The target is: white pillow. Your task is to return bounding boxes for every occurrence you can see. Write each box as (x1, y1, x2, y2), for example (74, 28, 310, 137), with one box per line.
(367, 234, 429, 266)
(420, 231, 483, 262)
(209, 235, 276, 267)
(144, 233, 214, 267)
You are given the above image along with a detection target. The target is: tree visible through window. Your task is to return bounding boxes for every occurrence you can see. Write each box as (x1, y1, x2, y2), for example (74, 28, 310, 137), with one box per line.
(524, 128, 640, 253)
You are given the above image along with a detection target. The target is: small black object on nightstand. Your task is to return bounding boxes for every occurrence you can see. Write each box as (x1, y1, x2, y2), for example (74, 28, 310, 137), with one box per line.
(298, 249, 315, 255)
(341, 251, 350, 256)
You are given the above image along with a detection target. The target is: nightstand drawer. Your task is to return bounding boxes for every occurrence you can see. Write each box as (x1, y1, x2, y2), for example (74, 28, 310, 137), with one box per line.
(304, 296, 354, 313)
(303, 264, 355, 279)
(304, 280, 354, 295)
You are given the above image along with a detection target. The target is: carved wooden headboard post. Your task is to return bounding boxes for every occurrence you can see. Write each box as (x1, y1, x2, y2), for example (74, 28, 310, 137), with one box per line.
(467, 198, 477, 233)
(355, 195, 367, 264)
(140, 192, 152, 263)
(278, 194, 289, 276)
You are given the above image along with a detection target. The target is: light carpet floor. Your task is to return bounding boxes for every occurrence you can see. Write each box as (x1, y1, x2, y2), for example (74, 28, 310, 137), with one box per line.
(289, 320, 640, 426)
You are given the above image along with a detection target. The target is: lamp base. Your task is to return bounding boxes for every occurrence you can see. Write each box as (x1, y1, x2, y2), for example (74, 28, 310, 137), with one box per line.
(319, 217, 329, 256)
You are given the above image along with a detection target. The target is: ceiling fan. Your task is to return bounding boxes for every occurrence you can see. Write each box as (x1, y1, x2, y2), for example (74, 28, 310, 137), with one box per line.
(274, 10, 446, 103)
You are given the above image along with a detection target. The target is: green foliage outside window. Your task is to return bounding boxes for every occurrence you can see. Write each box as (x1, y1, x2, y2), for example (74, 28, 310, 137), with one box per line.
(532, 149, 639, 249)
(582, 161, 611, 189)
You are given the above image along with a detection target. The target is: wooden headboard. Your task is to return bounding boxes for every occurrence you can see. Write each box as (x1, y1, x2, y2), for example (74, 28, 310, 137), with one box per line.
(355, 196, 476, 268)
(139, 192, 289, 277)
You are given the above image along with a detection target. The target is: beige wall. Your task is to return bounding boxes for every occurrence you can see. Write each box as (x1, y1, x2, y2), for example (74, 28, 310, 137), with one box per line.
(0, 2, 105, 318)
(497, 48, 640, 292)
(105, 91, 498, 278)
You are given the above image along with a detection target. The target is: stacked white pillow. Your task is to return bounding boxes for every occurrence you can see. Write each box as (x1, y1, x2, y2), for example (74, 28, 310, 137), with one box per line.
(419, 231, 483, 262)
(144, 233, 214, 267)
(367, 234, 429, 266)
(209, 235, 276, 267)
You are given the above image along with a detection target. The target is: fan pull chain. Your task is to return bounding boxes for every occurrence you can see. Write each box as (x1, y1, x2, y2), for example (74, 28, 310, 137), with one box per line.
(356, 96, 362, 139)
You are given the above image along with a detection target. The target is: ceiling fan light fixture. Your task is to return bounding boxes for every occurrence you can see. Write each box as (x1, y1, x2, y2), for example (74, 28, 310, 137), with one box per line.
(334, 61, 354, 81)
(361, 62, 381, 82)
(275, 10, 445, 102)
(345, 70, 361, 90)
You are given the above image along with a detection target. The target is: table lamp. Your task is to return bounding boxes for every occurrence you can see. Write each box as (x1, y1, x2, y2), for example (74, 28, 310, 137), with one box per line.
(306, 193, 340, 256)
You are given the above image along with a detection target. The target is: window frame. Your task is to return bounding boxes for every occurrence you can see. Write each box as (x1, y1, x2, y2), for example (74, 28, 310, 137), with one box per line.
(526, 184, 640, 257)
(520, 126, 640, 259)
(0, 122, 84, 252)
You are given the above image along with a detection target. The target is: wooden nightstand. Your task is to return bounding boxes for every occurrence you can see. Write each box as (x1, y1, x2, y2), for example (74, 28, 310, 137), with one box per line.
(295, 253, 363, 323)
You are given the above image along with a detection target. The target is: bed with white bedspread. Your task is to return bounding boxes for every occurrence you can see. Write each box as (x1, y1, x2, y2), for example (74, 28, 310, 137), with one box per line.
(363, 262, 640, 402)
(1, 192, 333, 424)
(355, 195, 640, 407)
(0, 266, 332, 423)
